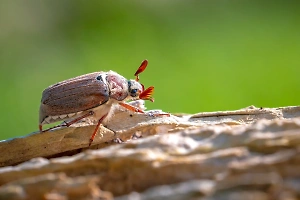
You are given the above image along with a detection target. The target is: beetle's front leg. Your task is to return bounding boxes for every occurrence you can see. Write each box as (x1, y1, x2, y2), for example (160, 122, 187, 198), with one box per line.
(119, 102, 145, 113)
(146, 111, 171, 117)
(119, 102, 170, 117)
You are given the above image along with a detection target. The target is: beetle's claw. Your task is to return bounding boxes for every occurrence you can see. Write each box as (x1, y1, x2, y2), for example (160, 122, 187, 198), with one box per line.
(89, 138, 93, 146)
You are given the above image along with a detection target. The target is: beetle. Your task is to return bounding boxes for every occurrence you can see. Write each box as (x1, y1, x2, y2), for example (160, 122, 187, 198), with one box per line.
(39, 60, 159, 146)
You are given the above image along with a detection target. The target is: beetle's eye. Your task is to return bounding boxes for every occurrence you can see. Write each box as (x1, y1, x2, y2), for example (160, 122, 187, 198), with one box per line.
(131, 89, 138, 94)
(130, 89, 139, 97)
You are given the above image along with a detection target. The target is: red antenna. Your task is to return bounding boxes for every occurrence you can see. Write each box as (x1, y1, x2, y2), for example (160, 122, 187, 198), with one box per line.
(134, 60, 148, 82)
(139, 86, 154, 102)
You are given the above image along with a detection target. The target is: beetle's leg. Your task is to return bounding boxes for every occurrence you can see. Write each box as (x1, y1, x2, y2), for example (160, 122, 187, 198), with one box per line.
(119, 102, 145, 113)
(119, 102, 170, 117)
(147, 112, 171, 117)
(40, 111, 94, 132)
(89, 113, 108, 146)
(64, 111, 94, 127)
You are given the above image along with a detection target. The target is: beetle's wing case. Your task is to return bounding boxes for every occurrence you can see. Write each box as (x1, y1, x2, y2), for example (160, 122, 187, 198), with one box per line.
(39, 72, 110, 125)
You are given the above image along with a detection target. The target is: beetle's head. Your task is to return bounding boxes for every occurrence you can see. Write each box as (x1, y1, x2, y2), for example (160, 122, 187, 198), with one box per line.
(128, 80, 154, 102)
(127, 59, 154, 102)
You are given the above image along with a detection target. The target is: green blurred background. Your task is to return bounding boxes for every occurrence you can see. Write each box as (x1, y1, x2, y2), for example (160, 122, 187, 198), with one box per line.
(0, 0, 299, 140)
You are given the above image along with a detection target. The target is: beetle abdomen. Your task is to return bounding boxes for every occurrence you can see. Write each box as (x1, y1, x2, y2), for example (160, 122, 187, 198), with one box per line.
(41, 111, 83, 125)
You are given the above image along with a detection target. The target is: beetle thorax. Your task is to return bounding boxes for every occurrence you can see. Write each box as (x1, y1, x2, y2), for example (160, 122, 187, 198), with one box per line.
(106, 71, 129, 101)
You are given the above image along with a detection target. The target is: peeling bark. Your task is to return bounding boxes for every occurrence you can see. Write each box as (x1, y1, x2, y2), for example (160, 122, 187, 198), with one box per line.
(0, 105, 300, 199)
